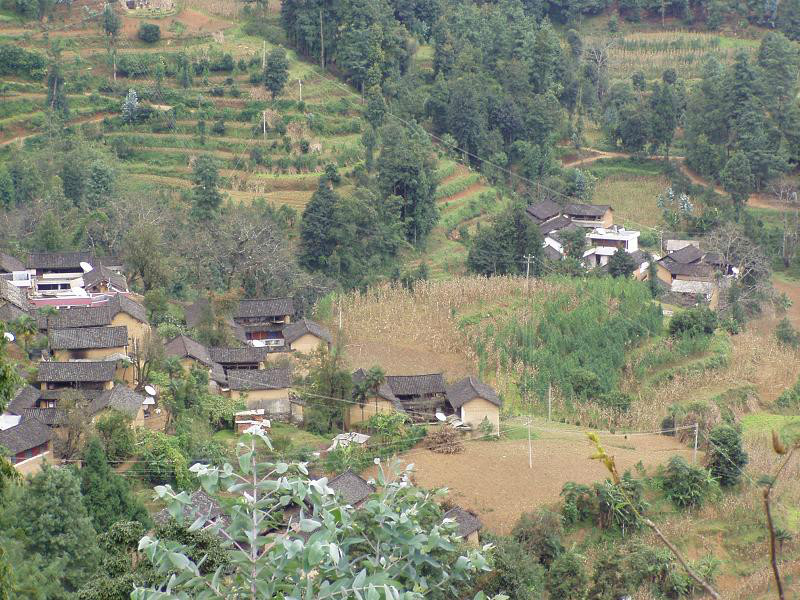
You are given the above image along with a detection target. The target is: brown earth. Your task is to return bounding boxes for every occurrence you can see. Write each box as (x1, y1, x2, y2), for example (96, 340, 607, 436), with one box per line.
(395, 422, 694, 535)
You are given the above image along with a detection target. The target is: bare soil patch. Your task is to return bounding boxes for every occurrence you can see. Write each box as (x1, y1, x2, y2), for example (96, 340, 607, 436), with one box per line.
(397, 423, 693, 535)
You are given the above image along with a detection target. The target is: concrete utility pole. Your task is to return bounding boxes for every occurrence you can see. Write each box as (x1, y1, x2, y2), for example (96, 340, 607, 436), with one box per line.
(693, 422, 699, 465)
(298, 78, 302, 102)
(262, 41, 266, 69)
(548, 384, 552, 422)
(523, 253, 535, 294)
(262, 110, 266, 140)
(527, 417, 532, 469)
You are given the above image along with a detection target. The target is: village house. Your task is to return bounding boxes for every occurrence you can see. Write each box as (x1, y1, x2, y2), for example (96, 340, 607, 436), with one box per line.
(0, 278, 32, 323)
(7, 385, 41, 414)
(345, 368, 403, 428)
(164, 334, 229, 389)
(37, 360, 119, 395)
(82, 264, 129, 295)
(385, 373, 448, 421)
(281, 318, 333, 354)
(186, 297, 296, 348)
(154, 489, 228, 532)
(445, 376, 502, 434)
(209, 346, 269, 373)
(443, 506, 483, 546)
(50, 326, 129, 361)
(225, 366, 300, 422)
(563, 203, 614, 229)
(89, 384, 152, 428)
(582, 226, 642, 269)
(656, 245, 724, 308)
(23, 252, 125, 301)
(0, 414, 53, 476)
(0, 253, 24, 275)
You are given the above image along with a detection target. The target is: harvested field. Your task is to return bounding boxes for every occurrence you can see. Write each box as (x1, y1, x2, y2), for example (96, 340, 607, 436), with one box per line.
(397, 419, 694, 535)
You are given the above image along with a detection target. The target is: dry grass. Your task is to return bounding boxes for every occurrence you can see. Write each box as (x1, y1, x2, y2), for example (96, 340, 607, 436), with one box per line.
(335, 276, 558, 378)
(593, 174, 669, 228)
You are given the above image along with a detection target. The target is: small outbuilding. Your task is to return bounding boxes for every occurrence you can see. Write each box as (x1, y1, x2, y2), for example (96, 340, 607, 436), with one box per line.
(443, 506, 482, 546)
(445, 376, 502, 434)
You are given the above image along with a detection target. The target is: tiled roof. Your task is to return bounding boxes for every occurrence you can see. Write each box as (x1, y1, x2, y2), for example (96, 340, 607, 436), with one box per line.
(352, 369, 400, 406)
(8, 385, 41, 414)
(666, 245, 703, 264)
(35, 294, 147, 329)
(165, 335, 213, 366)
(50, 326, 128, 350)
(235, 298, 295, 319)
(525, 199, 562, 223)
(283, 318, 333, 345)
(83, 264, 128, 292)
(563, 203, 612, 218)
(0, 302, 29, 324)
(88, 384, 145, 417)
(37, 360, 117, 382)
(208, 346, 269, 364)
(328, 470, 374, 506)
(539, 214, 573, 236)
(226, 367, 291, 391)
(549, 223, 586, 244)
(19, 407, 67, 426)
(658, 257, 713, 278)
(26, 251, 94, 270)
(0, 278, 30, 311)
(386, 373, 446, 397)
(109, 294, 148, 324)
(39, 388, 106, 402)
(543, 245, 563, 261)
(0, 416, 52, 454)
(0, 253, 24, 273)
(446, 377, 501, 409)
(444, 507, 482, 538)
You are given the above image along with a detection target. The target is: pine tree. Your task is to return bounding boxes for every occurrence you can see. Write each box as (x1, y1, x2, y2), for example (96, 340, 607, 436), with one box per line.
(299, 179, 340, 271)
(80, 438, 150, 532)
(16, 466, 100, 594)
(0, 166, 13, 207)
(721, 150, 754, 213)
(121, 88, 138, 124)
(608, 249, 636, 278)
(264, 46, 289, 100)
(191, 156, 222, 220)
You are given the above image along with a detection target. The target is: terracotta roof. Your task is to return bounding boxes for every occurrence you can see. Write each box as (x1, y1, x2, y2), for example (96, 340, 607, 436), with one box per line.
(563, 203, 612, 218)
(539, 214, 573, 236)
(83, 264, 127, 292)
(88, 384, 145, 416)
(283, 318, 333, 345)
(208, 346, 269, 364)
(37, 360, 117, 382)
(164, 334, 213, 366)
(19, 407, 67, 426)
(328, 470, 374, 506)
(0, 416, 52, 454)
(8, 385, 41, 414)
(235, 298, 295, 319)
(525, 200, 562, 223)
(386, 373, 446, 397)
(444, 507, 482, 538)
(0, 253, 24, 273)
(226, 366, 291, 391)
(50, 326, 128, 350)
(446, 377, 501, 409)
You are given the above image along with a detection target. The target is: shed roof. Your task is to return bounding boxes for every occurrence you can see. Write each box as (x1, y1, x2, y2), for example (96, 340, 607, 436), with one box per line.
(446, 377, 501, 409)
(666, 245, 704, 264)
(670, 279, 715, 295)
(283, 318, 333, 345)
(525, 199, 562, 223)
(443, 507, 482, 538)
(0, 253, 25, 273)
(154, 489, 226, 528)
(37, 360, 117, 382)
(386, 373, 446, 397)
(0, 416, 52, 454)
(19, 407, 67, 426)
(164, 335, 213, 366)
(328, 470, 374, 506)
(8, 385, 41, 414)
(539, 214, 573, 236)
(83, 264, 128, 292)
(89, 384, 145, 417)
(0, 278, 30, 311)
(50, 326, 128, 350)
(226, 366, 291, 391)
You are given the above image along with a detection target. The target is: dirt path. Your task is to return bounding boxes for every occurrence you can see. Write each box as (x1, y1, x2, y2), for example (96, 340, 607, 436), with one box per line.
(563, 147, 788, 212)
(440, 182, 487, 205)
(0, 112, 110, 146)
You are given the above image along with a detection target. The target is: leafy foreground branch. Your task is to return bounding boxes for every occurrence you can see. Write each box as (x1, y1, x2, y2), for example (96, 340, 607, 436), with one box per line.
(133, 429, 505, 600)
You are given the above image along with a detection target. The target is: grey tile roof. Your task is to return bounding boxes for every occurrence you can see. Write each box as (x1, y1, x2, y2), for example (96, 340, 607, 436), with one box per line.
(352, 369, 400, 406)
(235, 298, 295, 319)
(658, 257, 713, 278)
(0, 416, 52, 454)
(0, 253, 24, 273)
(328, 470, 374, 506)
(19, 407, 67, 426)
(526, 199, 562, 223)
(210, 362, 227, 385)
(39, 388, 106, 402)
(109, 294, 148, 324)
(543, 245, 563, 261)
(83, 264, 128, 292)
(667, 245, 704, 264)
(165, 335, 213, 366)
(226, 367, 291, 391)
(283, 318, 333, 345)
(446, 377, 501, 409)
(0, 302, 29, 324)
(208, 346, 269, 364)
(539, 215, 573, 236)
(35, 294, 147, 329)
(563, 203, 612, 218)
(26, 251, 95, 270)
(50, 326, 129, 350)
(386, 373, 446, 397)
(37, 360, 117, 382)
(88, 384, 145, 417)
(549, 223, 586, 244)
(0, 278, 30, 311)
(8, 385, 41, 414)
(444, 507, 482, 538)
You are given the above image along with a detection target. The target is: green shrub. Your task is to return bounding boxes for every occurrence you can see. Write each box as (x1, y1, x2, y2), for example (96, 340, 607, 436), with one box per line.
(0, 44, 47, 78)
(706, 424, 747, 487)
(479, 535, 545, 600)
(668, 307, 718, 337)
(138, 23, 161, 43)
(211, 119, 226, 135)
(593, 472, 647, 531)
(511, 509, 564, 566)
(661, 456, 718, 509)
(776, 377, 800, 410)
(546, 550, 588, 600)
(775, 317, 800, 348)
(560, 482, 594, 525)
